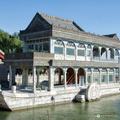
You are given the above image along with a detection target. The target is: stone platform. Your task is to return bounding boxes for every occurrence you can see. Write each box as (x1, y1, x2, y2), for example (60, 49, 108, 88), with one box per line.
(0, 84, 120, 111)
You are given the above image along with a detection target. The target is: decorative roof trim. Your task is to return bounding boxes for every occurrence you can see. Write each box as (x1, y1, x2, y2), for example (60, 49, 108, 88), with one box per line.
(38, 12, 73, 24)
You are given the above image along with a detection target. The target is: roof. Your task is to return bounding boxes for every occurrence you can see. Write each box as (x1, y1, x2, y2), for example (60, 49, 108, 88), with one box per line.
(38, 13, 84, 31)
(103, 34, 119, 40)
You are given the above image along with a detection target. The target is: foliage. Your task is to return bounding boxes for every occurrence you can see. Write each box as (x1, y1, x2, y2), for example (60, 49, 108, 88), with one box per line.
(0, 29, 23, 53)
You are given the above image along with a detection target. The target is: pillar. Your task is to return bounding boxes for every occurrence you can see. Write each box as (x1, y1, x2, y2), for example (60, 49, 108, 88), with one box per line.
(113, 68, 116, 84)
(12, 68, 16, 85)
(49, 66, 54, 91)
(64, 69, 67, 89)
(23, 41, 27, 52)
(64, 43, 66, 60)
(58, 69, 61, 84)
(99, 68, 102, 85)
(75, 69, 78, 88)
(99, 47, 102, 61)
(33, 44, 35, 52)
(49, 38, 52, 53)
(106, 48, 109, 61)
(33, 66, 36, 93)
(91, 45, 94, 61)
(75, 44, 77, 60)
(9, 65, 12, 89)
(36, 69, 39, 88)
(85, 45, 87, 61)
(22, 68, 28, 87)
(41, 43, 43, 52)
(113, 49, 115, 62)
(107, 68, 109, 85)
(84, 68, 88, 86)
(91, 68, 93, 84)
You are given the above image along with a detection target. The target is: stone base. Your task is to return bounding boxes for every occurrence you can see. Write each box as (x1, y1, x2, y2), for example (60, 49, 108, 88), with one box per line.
(0, 84, 120, 111)
(75, 95, 85, 102)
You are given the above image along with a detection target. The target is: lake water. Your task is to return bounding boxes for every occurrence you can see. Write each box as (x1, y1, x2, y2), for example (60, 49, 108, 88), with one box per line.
(0, 94, 120, 120)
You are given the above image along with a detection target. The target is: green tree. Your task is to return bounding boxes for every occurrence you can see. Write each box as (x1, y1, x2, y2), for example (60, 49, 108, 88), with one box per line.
(0, 29, 23, 53)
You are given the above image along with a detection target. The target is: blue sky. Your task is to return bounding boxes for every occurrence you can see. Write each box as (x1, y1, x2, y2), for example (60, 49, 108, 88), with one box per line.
(0, 0, 120, 38)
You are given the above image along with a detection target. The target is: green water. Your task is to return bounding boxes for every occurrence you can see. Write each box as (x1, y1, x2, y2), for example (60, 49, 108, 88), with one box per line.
(0, 94, 120, 120)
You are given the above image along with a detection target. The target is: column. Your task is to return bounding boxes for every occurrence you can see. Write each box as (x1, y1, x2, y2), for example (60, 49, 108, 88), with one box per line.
(91, 68, 93, 84)
(75, 69, 78, 88)
(9, 65, 12, 89)
(12, 68, 16, 85)
(33, 44, 35, 52)
(75, 44, 77, 60)
(113, 49, 115, 62)
(107, 69, 109, 85)
(41, 43, 43, 52)
(49, 66, 54, 91)
(106, 48, 109, 61)
(36, 69, 39, 88)
(91, 45, 94, 61)
(64, 69, 67, 89)
(64, 43, 66, 60)
(84, 68, 88, 86)
(49, 38, 52, 53)
(99, 47, 102, 61)
(99, 68, 102, 85)
(23, 41, 27, 52)
(33, 66, 36, 93)
(113, 68, 116, 84)
(22, 68, 28, 87)
(85, 45, 87, 61)
(58, 69, 61, 84)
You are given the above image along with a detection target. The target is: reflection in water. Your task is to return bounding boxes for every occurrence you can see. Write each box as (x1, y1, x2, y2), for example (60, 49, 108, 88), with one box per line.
(0, 94, 120, 120)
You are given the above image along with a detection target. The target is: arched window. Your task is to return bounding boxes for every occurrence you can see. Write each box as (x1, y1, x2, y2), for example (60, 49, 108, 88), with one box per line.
(87, 44, 92, 49)
(77, 43, 85, 56)
(67, 67, 75, 85)
(101, 68, 107, 84)
(101, 47, 107, 60)
(109, 68, 114, 83)
(93, 46, 99, 58)
(54, 40, 64, 54)
(108, 48, 114, 59)
(66, 42, 75, 56)
(87, 44, 92, 57)
(87, 68, 91, 84)
(54, 67, 64, 86)
(93, 68, 99, 83)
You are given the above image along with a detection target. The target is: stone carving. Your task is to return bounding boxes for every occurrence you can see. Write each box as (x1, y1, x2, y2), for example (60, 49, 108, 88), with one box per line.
(86, 83, 100, 101)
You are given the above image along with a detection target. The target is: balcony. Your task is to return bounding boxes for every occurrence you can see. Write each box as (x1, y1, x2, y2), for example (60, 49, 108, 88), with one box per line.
(93, 56, 118, 63)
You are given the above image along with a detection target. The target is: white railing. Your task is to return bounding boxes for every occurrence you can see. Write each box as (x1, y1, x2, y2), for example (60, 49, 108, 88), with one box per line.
(93, 57, 118, 63)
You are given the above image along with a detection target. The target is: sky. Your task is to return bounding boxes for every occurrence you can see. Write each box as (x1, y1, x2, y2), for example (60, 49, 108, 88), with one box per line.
(0, 0, 120, 38)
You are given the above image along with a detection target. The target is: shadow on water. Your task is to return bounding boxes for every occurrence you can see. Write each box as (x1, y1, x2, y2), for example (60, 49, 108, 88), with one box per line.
(0, 94, 120, 120)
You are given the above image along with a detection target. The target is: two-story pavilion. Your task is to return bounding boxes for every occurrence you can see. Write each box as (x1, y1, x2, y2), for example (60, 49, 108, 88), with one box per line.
(4, 12, 120, 93)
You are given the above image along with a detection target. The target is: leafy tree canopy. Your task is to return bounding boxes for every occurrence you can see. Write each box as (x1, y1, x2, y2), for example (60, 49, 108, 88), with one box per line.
(0, 29, 23, 53)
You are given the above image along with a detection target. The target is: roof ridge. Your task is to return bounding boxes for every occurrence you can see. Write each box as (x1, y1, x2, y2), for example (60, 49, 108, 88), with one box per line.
(38, 12, 73, 24)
